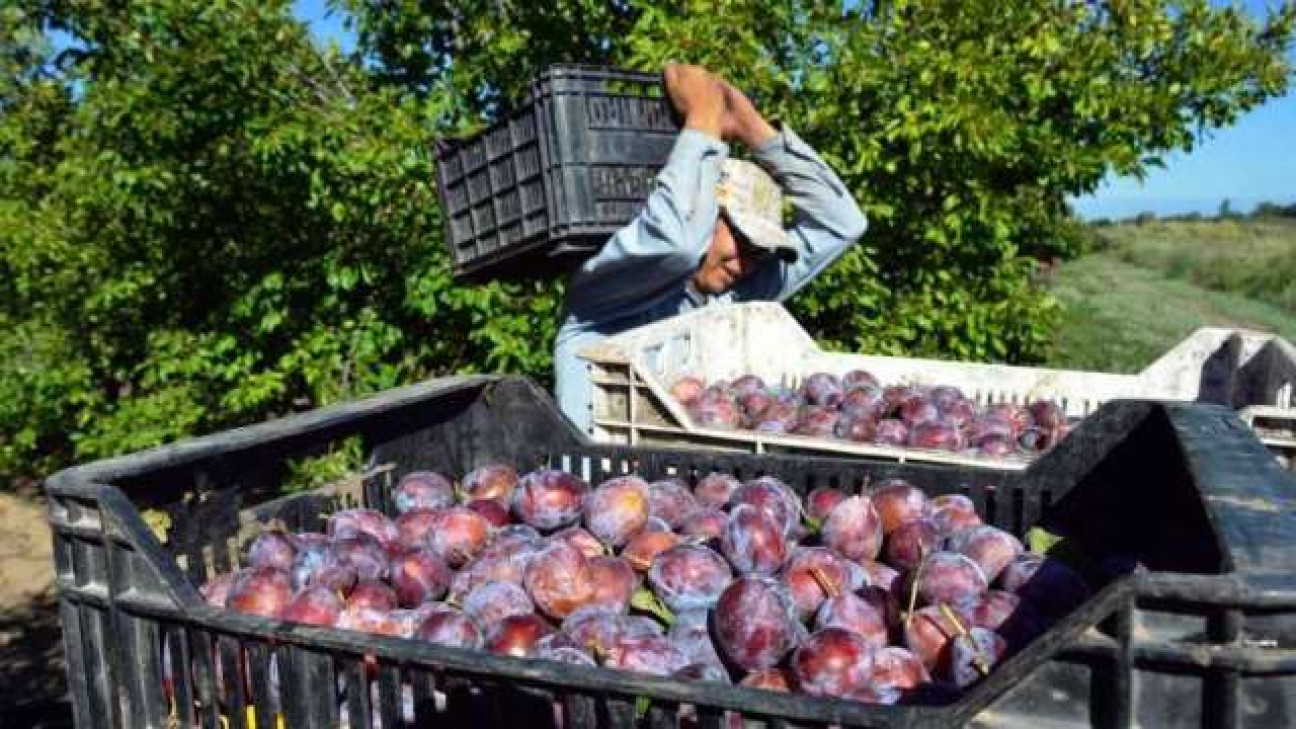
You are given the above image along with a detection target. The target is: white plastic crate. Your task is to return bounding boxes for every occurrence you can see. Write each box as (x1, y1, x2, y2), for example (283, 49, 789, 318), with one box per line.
(580, 302, 1296, 471)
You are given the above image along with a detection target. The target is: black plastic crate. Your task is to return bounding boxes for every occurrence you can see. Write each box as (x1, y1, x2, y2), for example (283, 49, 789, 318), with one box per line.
(435, 65, 679, 282)
(44, 376, 1296, 728)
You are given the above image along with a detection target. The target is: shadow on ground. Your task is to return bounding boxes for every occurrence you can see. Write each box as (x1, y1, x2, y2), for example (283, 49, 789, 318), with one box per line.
(0, 589, 72, 728)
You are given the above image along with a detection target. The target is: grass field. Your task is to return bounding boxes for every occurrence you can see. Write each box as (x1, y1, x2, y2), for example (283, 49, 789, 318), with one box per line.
(1091, 217, 1296, 313)
(1045, 218, 1296, 373)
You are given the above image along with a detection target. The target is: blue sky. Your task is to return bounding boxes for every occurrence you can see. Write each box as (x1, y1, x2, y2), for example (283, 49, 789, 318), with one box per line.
(294, 0, 1293, 220)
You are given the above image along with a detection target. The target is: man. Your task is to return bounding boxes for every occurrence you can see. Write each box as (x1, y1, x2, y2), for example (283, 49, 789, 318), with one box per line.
(553, 64, 867, 433)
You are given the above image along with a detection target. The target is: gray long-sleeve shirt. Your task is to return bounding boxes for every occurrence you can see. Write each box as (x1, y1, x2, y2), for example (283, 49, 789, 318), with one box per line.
(554, 125, 867, 434)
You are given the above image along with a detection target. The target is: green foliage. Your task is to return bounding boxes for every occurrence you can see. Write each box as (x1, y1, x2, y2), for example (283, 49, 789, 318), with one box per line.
(2, 0, 1293, 482)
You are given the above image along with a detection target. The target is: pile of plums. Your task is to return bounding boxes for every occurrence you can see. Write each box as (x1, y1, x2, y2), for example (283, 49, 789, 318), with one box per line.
(204, 467, 1090, 706)
(670, 372, 1071, 458)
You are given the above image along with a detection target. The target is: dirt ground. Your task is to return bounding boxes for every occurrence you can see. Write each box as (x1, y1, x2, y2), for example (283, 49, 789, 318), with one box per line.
(0, 486, 73, 728)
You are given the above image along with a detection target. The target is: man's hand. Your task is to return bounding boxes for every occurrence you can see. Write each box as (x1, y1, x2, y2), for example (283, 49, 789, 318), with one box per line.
(717, 79, 777, 148)
(663, 64, 724, 139)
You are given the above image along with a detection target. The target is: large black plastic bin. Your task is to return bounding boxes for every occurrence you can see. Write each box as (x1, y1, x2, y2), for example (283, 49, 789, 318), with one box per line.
(435, 65, 678, 282)
(45, 376, 1296, 728)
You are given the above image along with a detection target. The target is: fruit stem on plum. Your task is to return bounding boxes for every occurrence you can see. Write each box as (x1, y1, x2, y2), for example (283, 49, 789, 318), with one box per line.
(904, 545, 928, 628)
(938, 602, 990, 676)
(808, 566, 840, 599)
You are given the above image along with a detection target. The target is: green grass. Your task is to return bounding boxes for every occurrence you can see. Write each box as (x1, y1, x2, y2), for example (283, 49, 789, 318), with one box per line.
(1045, 253, 1296, 373)
(1091, 217, 1296, 312)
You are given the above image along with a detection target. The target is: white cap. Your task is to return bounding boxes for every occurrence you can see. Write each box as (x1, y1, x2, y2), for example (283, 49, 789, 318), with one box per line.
(715, 159, 796, 262)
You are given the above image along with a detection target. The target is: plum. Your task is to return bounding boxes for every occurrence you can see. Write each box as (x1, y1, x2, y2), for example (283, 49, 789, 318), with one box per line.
(484, 524, 542, 554)
(646, 478, 700, 529)
(669, 610, 724, 667)
(393, 471, 455, 513)
(791, 628, 874, 698)
(513, 469, 587, 531)
(729, 374, 767, 398)
(648, 544, 732, 612)
(485, 614, 554, 657)
(870, 480, 928, 534)
(965, 416, 1015, 447)
(461, 464, 520, 505)
(641, 516, 673, 534)
(822, 495, 883, 562)
(801, 373, 844, 408)
(873, 419, 909, 446)
(780, 547, 856, 620)
(674, 662, 730, 683)
(390, 547, 450, 607)
(694, 472, 741, 510)
(978, 435, 1018, 458)
(555, 526, 607, 559)
(227, 566, 292, 618)
(901, 396, 941, 427)
(940, 398, 976, 427)
(621, 529, 682, 573)
(865, 646, 930, 691)
(200, 573, 234, 607)
(463, 581, 534, 625)
(903, 604, 965, 673)
(814, 591, 888, 649)
(793, 406, 839, 438)
(998, 553, 1090, 619)
(928, 494, 982, 535)
(689, 386, 741, 429)
(671, 376, 706, 406)
(603, 635, 690, 677)
(947, 525, 1023, 583)
(524, 540, 595, 619)
(1018, 427, 1051, 451)
(985, 403, 1033, 436)
(563, 609, 662, 655)
(882, 385, 914, 415)
(842, 370, 880, 391)
(858, 560, 904, 598)
(588, 555, 639, 613)
(327, 509, 399, 550)
(395, 508, 441, 551)
(949, 627, 1007, 688)
(836, 414, 878, 443)
(348, 580, 397, 611)
(753, 401, 800, 434)
(908, 420, 965, 451)
(885, 517, 943, 571)
(732, 477, 800, 537)
(334, 534, 392, 582)
(913, 552, 988, 606)
(714, 577, 802, 671)
(281, 585, 343, 627)
(955, 589, 1042, 649)
(805, 487, 846, 523)
(1029, 400, 1066, 431)
(678, 509, 728, 543)
(739, 668, 794, 692)
(721, 504, 788, 575)
(466, 498, 510, 528)
(840, 385, 885, 419)
(337, 606, 410, 636)
(583, 476, 650, 547)
(289, 542, 357, 594)
(414, 610, 482, 650)
(534, 632, 596, 666)
(738, 391, 775, 427)
(246, 531, 297, 572)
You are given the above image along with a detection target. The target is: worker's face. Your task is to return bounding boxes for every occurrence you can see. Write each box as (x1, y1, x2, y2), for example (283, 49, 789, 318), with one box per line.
(692, 217, 767, 295)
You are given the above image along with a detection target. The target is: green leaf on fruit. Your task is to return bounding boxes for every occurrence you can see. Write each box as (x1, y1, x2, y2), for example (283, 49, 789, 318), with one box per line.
(631, 586, 676, 627)
(803, 516, 822, 535)
(1026, 527, 1063, 554)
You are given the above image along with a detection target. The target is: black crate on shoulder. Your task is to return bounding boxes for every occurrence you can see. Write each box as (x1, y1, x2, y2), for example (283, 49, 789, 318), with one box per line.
(435, 66, 678, 282)
(45, 376, 1296, 728)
